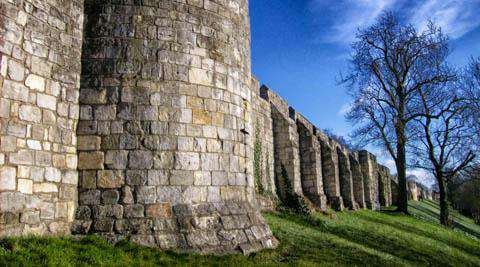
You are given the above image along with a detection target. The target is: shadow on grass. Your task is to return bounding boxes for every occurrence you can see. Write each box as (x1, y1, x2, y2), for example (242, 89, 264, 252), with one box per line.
(267, 213, 400, 266)
(275, 212, 480, 266)
(354, 211, 480, 259)
(411, 202, 480, 239)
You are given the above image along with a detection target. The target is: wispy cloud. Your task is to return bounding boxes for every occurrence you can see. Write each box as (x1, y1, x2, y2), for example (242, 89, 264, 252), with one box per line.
(409, 0, 480, 39)
(338, 102, 352, 116)
(312, 0, 480, 45)
(311, 0, 399, 44)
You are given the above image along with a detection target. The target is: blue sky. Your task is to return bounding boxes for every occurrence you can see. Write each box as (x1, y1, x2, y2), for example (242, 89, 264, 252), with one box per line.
(250, 0, 480, 182)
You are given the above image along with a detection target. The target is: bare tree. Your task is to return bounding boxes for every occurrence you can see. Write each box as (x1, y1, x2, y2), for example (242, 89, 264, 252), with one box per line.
(343, 12, 455, 214)
(412, 81, 476, 226)
(462, 57, 480, 139)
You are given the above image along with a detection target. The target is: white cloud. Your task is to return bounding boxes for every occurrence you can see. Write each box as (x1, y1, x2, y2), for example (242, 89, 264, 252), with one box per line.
(409, 0, 480, 39)
(311, 0, 399, 44)
(312, 0, 480, 45)
(338, 102, 352, 116)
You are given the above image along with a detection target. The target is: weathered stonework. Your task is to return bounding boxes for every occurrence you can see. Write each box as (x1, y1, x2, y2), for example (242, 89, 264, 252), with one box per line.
(72, 0, 276, 253)
(337, 146, 358, 210)
(391, 175, 399, 206)
(319, 133, 344, 211)
(377, 165, 392, 207)
(0, 0, 84, 236)
(251, 82, 276, 211)
(269, 89, 302, 198)
(0, 0, 396, 254)
(297, 115, 327, 211)
(407, 180, 419, 201)
(350, 152, 366, 209)
(359, 151, 380, 210)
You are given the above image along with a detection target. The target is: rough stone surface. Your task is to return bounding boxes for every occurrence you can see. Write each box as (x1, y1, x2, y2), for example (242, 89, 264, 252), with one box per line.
(0, 0, 83, 236)
(350, 152, 366, 209)
(337, 146, 358, 210)
(74, 0, 276, 254)
(296, 115, 327, 211)
(0, 0, 394, 255)
(319, 133, 344, 211)
(359, 151, 380, 210)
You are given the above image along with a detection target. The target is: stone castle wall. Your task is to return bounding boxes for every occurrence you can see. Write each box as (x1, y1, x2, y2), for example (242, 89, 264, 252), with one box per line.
(251, 85, 394, 213)
(72, 0, 276, 253)
(0, 0, 396, 254)
(0, 0, 84, 236)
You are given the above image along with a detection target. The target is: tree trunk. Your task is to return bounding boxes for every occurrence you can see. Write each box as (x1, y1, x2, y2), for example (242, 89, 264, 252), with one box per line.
(438, 177, 452, 227)
(396, 128, 409, 214)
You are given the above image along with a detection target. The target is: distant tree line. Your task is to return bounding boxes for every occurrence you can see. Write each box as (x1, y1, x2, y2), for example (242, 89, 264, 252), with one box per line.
(342, 12, 480, 226)
(448, 165, 480, 224)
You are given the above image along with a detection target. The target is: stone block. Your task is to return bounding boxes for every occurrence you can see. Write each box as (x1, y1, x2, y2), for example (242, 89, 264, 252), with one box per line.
(146, 203, 172, 219)
(33, 183, 58, 193)
(0, 99, 11, 118)
(2, 80, 29, 102)
(19, 105, 42, 122)
(105, 150, 128, 169)
(136, 186, 157, 204)
(102, 190, 120, 204)
(0, 167, 16, 191)
(25, 74, 45, 91)
(193, 110, 212, 125)
(77, 135, 102, 151)
(147, 170, 169, 186)
(128, 151, 153, 169)
(78, 152, 104, 170)
(7, 59, 25, 81)
(17, 179, 33, 194)
(174, 152, 200, 171)
(37, 93, 56, 110)
(93, 205, 123, 219)
(97, 170, 124, 189)
(0, 192, 25, 212)
(189, 68, 213, 86)
(124, 204, 145, 218)
(126, 170, 148, 186)
(79, 190, 101, 205)
(45, 167, 61, 182)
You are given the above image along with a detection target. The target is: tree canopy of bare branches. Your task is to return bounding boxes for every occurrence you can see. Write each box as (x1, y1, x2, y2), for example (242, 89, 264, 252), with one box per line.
(343, 12, 455, 214)
(411, 79, 476, 225)
(462, 57, 480, 141)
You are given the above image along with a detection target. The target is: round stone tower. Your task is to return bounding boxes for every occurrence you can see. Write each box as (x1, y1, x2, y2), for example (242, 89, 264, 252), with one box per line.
(74, 0, 276, 253)
(0, 0, 84, 235)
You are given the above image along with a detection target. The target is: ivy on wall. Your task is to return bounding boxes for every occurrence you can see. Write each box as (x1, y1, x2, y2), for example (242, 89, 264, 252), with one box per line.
(254, 122, 265, 194)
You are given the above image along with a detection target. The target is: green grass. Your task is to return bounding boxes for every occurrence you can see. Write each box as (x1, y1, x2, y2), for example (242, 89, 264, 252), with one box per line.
(409, 200, 480, 239)
(1, 201, 479, 266)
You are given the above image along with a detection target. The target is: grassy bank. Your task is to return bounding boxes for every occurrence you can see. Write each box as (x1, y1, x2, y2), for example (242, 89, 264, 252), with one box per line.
(1, 201, 479, 266)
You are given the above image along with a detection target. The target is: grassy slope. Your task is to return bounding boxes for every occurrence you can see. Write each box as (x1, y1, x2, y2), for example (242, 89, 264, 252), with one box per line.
(0, 201, 479, 266)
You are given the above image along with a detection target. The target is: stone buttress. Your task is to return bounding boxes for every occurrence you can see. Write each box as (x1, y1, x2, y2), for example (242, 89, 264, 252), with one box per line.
(359, 151, 380, 210)
(73, 0, 276, 254)
(318, 132, 344, 211)
(337, 145, 358, 210)
(0, 0, 84, 236)
(377, 164, 392, 207)
(349, 152, 366, 209)
(268, 88, 303, 198)
(296, 114, 327, 211)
